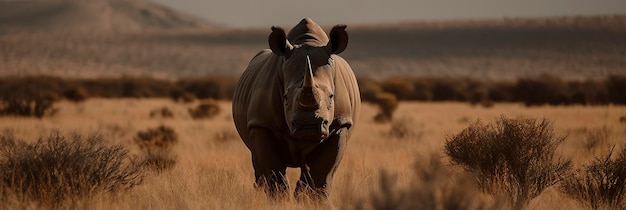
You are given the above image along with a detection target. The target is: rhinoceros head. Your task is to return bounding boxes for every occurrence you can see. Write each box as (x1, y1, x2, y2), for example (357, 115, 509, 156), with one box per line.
(268, 25, 348, 141)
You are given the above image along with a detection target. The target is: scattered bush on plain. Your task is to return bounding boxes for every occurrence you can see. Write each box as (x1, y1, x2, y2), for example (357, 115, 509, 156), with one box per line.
(0, 132, 144, 205)
(189, 99, 221, 119)
(579, 126, 611, 153)
(560, 146, 626, 210)
(149, 107, 175, 118)
(373, 92, 398, 123)
(444, 116, 572, 210)
(134, 125, 179, 172)
(0, 76, 63, 118)
(359, 154, 498, 210)
(385, 117, 423, 140)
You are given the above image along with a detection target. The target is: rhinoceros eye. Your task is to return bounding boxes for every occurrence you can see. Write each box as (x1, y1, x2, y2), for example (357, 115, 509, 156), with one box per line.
(329, 94, 334, 99)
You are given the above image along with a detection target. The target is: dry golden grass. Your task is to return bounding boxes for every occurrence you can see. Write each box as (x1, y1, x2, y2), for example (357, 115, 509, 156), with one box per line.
(0, 99, 625, 209)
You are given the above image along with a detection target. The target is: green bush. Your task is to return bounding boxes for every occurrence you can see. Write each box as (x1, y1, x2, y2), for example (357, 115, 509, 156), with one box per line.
(444, 116, 572, 210)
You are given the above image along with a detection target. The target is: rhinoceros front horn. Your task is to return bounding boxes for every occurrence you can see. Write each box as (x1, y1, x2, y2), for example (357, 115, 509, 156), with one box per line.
(298, 56, 319, 109)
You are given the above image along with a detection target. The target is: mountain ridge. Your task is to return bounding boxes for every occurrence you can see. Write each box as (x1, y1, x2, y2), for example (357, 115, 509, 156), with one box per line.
(0, 0, 222, 33)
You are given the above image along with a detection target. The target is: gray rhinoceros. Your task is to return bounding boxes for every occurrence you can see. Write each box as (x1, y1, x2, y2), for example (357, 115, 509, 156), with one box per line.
(232, 18, 360, 199)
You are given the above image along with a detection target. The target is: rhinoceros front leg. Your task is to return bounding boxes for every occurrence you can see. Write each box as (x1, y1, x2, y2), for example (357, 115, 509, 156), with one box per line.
(294, 128, 349, 201)
(249, 128, 290, 198)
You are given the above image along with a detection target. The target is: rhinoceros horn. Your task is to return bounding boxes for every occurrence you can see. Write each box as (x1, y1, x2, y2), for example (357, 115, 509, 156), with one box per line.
(298, 55, 319, 109)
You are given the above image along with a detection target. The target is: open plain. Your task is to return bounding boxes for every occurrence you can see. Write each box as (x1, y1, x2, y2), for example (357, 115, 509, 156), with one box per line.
(1, 99, 625, 209)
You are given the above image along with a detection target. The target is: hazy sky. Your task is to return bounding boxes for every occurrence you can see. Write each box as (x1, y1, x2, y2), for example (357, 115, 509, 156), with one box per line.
(149, 0, 626, 28)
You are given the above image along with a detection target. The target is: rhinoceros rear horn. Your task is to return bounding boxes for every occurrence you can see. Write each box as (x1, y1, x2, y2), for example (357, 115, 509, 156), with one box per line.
(269, 26, 293, 57)
(326, 25, 348, 54)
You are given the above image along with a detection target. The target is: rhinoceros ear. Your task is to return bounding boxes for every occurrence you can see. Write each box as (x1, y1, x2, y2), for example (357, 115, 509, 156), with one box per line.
(327, 24, 348, 54)
(269, 26, 293, 57)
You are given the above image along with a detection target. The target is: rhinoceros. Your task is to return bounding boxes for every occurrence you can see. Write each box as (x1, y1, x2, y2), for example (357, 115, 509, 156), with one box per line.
(232, 18, 360, 199)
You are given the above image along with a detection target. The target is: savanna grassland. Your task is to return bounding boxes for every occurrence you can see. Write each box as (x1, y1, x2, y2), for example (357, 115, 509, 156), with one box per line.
(0, 99, 625, 209)
(2, 0, 626, 209)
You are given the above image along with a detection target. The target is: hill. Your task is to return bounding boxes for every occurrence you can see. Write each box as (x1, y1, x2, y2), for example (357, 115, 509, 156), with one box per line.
(0, 11, 625, 80)
(0, 0, 221, 33)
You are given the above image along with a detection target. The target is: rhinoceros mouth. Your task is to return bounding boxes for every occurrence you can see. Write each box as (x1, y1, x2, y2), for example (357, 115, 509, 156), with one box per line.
(290, 122, 330, 140)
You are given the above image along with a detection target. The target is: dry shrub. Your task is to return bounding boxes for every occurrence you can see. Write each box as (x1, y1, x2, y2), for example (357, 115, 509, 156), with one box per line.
(514, 75, 571, 106)
(606, 75, 626, 105)
(0, 77, 62, 118)
(139, 148, 178, 173)
(63, 86, 89, 103)
(135, 125, 178, 149)
(444, 116, 572, 210)
(189, 99, 221, 119)
(385, 117, 423, 140)
(176, 77, 238, 100)
(373, 92, 398, 123)
(560, 146, 626, 209)
(213, 127, 239, 143)
(134, 125, 178, 172)
(357, 77, 382, 103)
(149, 107, 175, 118)
(559, 147, 626, 209)
(580, 126, 611, 153)
(380, 77, 414, 100)
(0, 132, 144, 205)
(359, 154, 497, 210)
(170, 90, 197, 103)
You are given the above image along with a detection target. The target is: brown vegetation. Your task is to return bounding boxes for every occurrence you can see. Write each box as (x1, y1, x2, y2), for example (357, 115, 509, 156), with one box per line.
(0, 100, 624, 209)
(0, 132, 144, 205)
(188, 99, 221, 119)
(444, 117, 572, 209)
(1, 75, 625, 119)
(134, 125, 179, 172)
(149, 107, 175, 118)
(560, 146, 626, 209)
(361, 154, 497, 210)
(373, 92, 398, 123)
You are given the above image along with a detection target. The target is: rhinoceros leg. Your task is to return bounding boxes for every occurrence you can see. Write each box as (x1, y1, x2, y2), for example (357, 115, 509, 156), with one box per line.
(294, 128, 349, 201)
(249, 128, 290, 198)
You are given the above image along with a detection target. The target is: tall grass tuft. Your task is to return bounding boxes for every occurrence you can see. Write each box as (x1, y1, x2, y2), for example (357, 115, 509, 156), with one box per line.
(134, 125, 179, 172)
(560, 146, 626, 209)
(359, 154, 496, 210)
(0, 132, 144, 205)
(444, 116, 572, 210)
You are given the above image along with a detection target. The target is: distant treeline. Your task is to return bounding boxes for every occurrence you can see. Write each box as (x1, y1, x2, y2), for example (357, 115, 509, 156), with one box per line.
(360, 75, 626, 106)
(0, 75, 625, 117)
